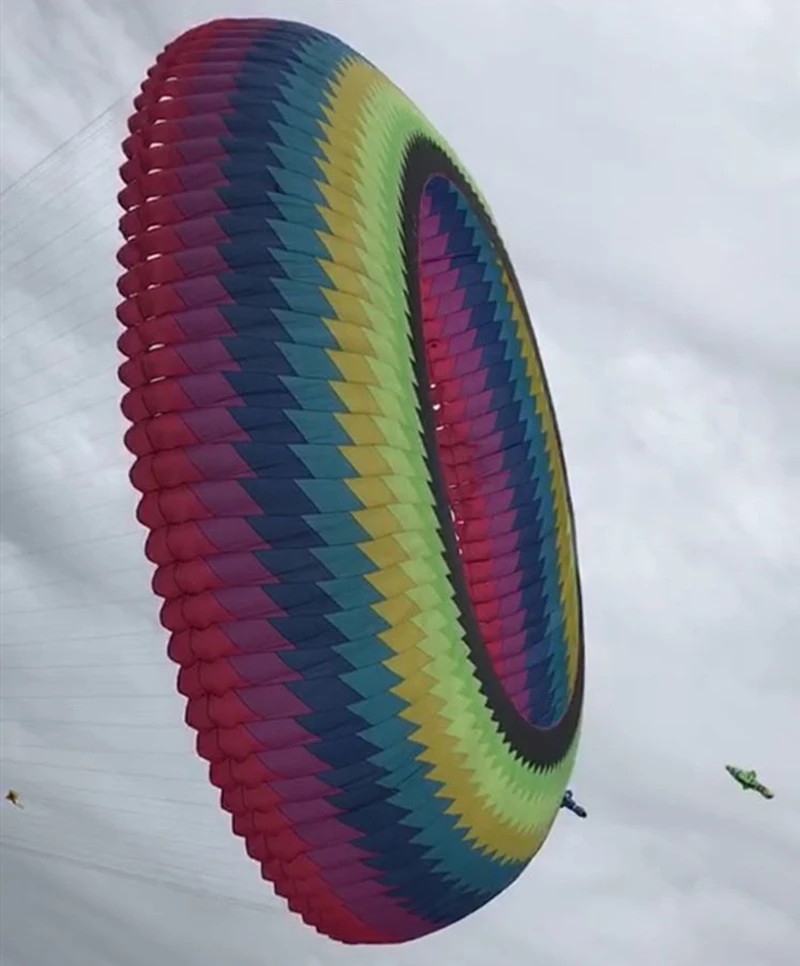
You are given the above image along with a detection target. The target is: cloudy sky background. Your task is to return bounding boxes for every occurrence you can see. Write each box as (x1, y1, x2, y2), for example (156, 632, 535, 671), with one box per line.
(1, 1, 799, 964)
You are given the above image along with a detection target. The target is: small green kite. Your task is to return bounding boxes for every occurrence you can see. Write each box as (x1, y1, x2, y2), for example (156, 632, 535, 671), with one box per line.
(725, 765, 774, 800)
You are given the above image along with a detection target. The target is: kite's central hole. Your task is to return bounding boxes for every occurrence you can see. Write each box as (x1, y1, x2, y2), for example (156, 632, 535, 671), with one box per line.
(414, 174, 568, 731)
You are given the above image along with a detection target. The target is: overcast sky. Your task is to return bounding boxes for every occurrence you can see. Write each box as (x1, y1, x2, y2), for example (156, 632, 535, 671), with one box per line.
(1, 1, 799, 964)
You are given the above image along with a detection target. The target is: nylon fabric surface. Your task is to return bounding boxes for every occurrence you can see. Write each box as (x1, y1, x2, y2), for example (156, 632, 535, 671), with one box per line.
(116, 17, 584, 945)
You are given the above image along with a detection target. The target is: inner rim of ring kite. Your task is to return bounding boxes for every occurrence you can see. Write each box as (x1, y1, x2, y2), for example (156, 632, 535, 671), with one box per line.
(402, 141, 583, 765)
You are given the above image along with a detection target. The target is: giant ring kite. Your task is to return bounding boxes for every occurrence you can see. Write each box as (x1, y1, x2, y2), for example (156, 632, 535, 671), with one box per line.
(116, 17, 584, 945)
